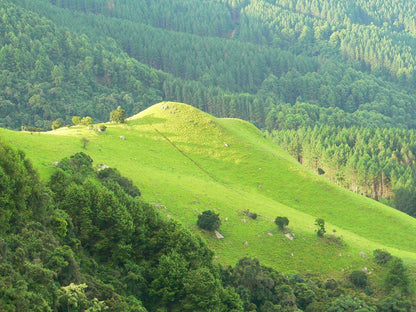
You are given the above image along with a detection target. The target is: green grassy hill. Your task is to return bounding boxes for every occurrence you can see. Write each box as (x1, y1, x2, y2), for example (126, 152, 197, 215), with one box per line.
(2, 102, 416, 276)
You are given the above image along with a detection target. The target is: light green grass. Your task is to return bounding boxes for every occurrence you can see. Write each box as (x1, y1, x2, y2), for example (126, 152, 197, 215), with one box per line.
(2, 102, 416, 278)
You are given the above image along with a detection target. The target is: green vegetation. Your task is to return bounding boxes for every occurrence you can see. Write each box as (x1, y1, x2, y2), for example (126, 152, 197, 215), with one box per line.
(110, 106, 127, 124)
(350, 270, 368, 288)
(270, 126, 416, 217)
(3, 0, 416, 131)
(275, 216, 289, 231)
(315, 218, 326, 237)
(1, 104, 416, 310)
(197, 210, 222, 232)
(2, 101, 416, 276)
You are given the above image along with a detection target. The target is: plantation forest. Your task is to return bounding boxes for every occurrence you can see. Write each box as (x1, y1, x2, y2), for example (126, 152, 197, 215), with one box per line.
(3, 0, 416, 310)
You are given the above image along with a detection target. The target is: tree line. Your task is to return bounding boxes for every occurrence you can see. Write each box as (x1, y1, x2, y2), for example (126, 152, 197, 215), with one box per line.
(270, 126, 416, 217)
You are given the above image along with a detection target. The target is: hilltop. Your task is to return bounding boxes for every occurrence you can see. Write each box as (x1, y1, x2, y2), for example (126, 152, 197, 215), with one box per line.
(2, 102, 416, 276)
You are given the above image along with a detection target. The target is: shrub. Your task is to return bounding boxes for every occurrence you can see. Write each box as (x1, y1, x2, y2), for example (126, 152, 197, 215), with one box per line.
(72, 116, 82, 125)
(98, 125, 107, 133)
(110, 106, 127, 123)
(275, 216, 289, 230)
(243, 209, 257, 220)
(81, 116, 93, 125)
(384, 257, 409, 294)
(98, 167, 141, 197)
(350, 270, 368, 288)
(315, 218, 326, 237)
(373, 249, 393, 265)
(52, 118, 64, 130)
(197, 210, 221, 232)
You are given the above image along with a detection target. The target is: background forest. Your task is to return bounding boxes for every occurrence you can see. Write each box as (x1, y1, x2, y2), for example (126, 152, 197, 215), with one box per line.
(4, 0, 416, 213)
(3, 0, 416, 310)
(2, 0, 416, 223)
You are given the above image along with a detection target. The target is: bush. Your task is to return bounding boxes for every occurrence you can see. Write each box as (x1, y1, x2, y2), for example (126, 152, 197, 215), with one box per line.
(81, 116, 93, 125)
(384, 257, 409, 294)
(350, 270, 368, 288)
(373, 249, 393, 265)
(98, 167, 141, 197)
(110, 106, 127, 123)
(379, 294, 412, 312)
(72, 116, 82, 125)
(315, 218, 326, 237)
(197, 210, 221, 232)
(275, 216, 289, 230)
(52, 118, 64, 130)
(243, 209, 257, 220)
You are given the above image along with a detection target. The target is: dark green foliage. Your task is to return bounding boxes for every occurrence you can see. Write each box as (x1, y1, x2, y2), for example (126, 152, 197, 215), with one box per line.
(373, 249, 393, 265)
(315, 218, 326, 237)
(98, 125, 106, 132)
(197, 210, 221, 232)
(57, 152, 93, 177)
(0, 144, 243, 311)
(384, 258, 410, 294)
(110, 106, 127, 123)
(97, 167, 141, 197)
(379, 294, 412, 312)
(270, 126, 416, 217)
(293, 282, 317, 310)
(4, 0, 416, 132)
(350, 270, 368, 288)
(326, 295, 377, 312)
(394, 187, 416, 216)
(0, 140, 43, 233)
(224, 257, 297, 311)
(275, 216, 289, 230)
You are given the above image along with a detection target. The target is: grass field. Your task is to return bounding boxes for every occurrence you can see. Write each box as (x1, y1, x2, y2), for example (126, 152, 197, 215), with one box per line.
(2, 102, 416, 278)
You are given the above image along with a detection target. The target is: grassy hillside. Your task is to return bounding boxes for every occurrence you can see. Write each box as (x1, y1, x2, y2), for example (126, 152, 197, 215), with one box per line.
(2, 102, 416, 276)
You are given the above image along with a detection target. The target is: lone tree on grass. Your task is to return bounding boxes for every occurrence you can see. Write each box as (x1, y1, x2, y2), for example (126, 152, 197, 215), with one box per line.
(315, 218, 326, 237)
(197, 210, 221, 232)
(110, 106, 127, 123)
(275, 216, 289, 231)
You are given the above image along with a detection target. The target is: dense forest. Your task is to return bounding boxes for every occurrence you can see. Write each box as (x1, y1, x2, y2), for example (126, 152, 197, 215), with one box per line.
(0, 139, 413, 311)
(3, 0, 416, 131)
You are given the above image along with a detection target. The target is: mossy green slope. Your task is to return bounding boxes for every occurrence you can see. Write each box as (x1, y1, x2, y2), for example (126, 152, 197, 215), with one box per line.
(2, 101, 416, 276)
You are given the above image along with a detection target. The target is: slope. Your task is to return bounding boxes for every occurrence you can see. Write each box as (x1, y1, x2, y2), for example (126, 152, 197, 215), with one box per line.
(2, 102, 416, 276)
